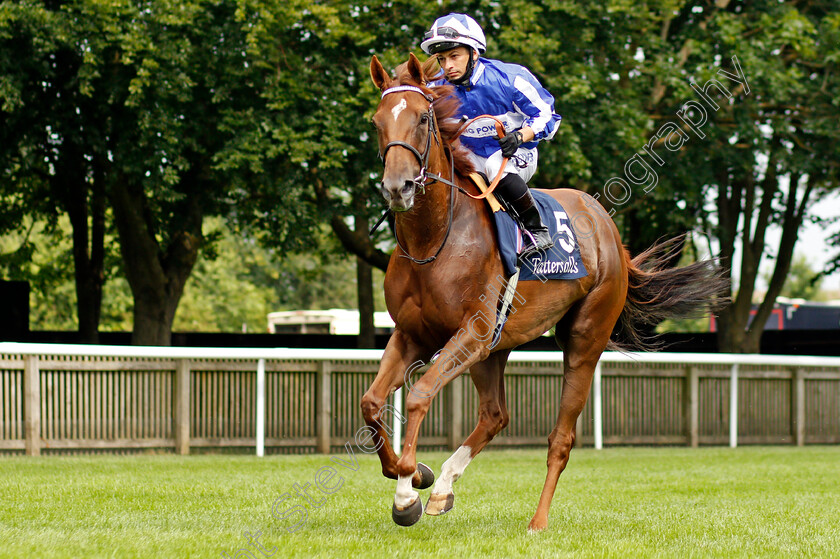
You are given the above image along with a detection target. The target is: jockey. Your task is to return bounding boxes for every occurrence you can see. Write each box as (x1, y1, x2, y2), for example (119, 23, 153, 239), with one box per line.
(421, 13, 562, 253)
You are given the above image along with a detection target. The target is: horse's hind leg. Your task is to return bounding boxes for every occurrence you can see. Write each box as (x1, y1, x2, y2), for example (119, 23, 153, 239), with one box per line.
(426, 349, 512, 516)
(528, 291, 622, 533)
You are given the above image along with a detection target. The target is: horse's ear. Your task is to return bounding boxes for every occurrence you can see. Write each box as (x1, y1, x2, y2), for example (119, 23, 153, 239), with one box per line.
(407, 52, 425, 86)
(370, 55, 390, 91)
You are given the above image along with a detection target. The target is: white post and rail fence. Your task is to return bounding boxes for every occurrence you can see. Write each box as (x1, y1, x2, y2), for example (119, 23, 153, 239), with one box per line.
(1, 343, 838, 456)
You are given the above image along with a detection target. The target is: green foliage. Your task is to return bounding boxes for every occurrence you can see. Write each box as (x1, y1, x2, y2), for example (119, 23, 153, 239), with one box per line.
(0, 217, 76, 330)
(172, 218, 366, 333)
(0, 215, 129, 331)
(173, 218, 386, 333)
(99, 276, 134, 332)
(0, 215, 383, 332)
(222, 0, 415, 253)
(2, 0, 839, 345)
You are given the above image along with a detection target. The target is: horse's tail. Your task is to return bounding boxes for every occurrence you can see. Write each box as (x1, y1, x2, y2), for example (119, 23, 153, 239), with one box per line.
(609, 235, 730, 351)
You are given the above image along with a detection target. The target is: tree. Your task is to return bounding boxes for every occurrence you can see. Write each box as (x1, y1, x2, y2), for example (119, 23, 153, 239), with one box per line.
(1, 0, 284, 345)
(0, 2, 110, 342)
(223, 1, 433, 341)
(171, 218, 383, 332)
(682, 2, 840, 352)
(4, 0, 837, 352)
(82, 0, 264, 345)
(485, 1, 840, 351)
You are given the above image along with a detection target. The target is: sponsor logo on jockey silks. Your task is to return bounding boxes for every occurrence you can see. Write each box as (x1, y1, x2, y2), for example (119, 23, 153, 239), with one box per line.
(464, 120, 510, 138)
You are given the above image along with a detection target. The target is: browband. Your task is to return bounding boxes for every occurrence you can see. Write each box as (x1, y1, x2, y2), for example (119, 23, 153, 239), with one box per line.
(381, 85, 432, 101)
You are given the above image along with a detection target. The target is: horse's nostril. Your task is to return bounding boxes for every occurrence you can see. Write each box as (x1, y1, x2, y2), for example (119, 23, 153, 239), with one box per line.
(402, 181, 414, 194)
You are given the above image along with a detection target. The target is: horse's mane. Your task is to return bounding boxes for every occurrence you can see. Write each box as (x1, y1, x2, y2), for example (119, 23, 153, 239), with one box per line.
(393, 59, 476, 178)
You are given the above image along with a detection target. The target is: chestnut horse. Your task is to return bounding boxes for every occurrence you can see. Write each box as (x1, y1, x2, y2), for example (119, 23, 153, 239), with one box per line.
(361, 53, 725, 532)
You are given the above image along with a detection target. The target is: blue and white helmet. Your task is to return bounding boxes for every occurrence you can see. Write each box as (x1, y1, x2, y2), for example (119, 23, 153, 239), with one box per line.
(421, 13, 487, 55)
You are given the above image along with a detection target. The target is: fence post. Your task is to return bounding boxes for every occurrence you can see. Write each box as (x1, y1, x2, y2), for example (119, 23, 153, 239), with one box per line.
(792, 367, 806, 446)
(256, 359, 266, 457)
(447, 376, 463, 451)
(316, 361, 332, 454)
(593, 361, 603, 450)
(685, 366, 699, 447)
(23, 355, 41, 457)
(175, 359, 191, 455)
(729, 364, 739, 448)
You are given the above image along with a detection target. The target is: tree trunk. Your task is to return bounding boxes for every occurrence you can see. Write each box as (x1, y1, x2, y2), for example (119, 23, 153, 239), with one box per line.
(132, 293, 181, 347)
(357, 256, 375, 349)
(355, 214, 375, 348)
(108, 176, 203, 346)
(741, 174, 813, 352)
(714, 155, 812, 354)
(72, 189, 105, 344)
(713, 161, 747, 353)
(55, 143, 106, 344)
(716, 312, 749, 353)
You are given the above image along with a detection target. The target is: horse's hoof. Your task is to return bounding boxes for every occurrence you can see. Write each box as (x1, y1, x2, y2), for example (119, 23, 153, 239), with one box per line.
(425, 493, 454, 516)
(392, 498, 423, 527)
(413, 462, 435, 490)
(527, 519, 547, 533)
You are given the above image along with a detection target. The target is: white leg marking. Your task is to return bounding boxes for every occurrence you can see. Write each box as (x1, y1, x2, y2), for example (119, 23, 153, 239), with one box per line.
(394, 475, 418, 508)
(431, 446, 472, 496)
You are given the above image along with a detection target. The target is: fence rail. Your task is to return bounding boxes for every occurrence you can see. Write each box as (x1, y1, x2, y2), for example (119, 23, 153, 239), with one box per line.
(1, 343, 839, 455)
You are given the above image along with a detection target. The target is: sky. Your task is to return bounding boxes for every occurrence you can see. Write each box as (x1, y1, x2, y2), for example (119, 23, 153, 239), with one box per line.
(782, 189, 840, 292)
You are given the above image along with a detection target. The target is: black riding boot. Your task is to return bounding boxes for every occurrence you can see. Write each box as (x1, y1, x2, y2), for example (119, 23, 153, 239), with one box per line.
(509, 190, 554, 253)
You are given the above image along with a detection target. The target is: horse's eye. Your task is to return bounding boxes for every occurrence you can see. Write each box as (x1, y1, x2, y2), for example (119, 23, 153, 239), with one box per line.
(419, 114, 429, 124)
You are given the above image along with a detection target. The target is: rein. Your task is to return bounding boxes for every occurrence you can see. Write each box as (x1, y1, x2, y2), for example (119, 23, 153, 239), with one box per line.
(375, 84, 511, 265)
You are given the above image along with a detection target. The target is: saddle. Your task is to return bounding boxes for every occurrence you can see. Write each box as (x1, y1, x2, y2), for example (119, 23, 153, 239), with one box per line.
(469, 174, 588, 282)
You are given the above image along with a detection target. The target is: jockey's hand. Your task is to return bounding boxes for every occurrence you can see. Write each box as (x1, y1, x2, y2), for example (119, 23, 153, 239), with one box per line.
(498, 130, 524, 158)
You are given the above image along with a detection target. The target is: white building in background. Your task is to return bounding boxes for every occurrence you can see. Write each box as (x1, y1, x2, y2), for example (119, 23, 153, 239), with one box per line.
(267, 309, 395, 335)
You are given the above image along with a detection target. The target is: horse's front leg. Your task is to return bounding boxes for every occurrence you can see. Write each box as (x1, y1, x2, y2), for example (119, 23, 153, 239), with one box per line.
(392, 333, 487, 526)
(360, 330, 432, 482)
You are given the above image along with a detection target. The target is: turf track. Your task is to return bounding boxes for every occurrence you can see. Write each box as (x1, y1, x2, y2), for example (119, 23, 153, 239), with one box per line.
(1, 446, 838, 558)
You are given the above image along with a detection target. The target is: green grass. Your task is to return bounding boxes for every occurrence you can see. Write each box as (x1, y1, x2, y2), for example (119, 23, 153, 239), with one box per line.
(2, 446, 839, 558)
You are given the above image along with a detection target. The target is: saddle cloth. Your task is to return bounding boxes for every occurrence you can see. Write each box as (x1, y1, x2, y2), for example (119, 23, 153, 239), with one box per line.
(471, 175, 588, 282)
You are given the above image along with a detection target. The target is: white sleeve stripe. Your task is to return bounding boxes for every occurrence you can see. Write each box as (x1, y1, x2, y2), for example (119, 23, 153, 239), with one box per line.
(513, 75, 553, 136)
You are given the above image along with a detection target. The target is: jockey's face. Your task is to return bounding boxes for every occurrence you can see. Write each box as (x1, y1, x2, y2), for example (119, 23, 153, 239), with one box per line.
(436, 46, 476, 83)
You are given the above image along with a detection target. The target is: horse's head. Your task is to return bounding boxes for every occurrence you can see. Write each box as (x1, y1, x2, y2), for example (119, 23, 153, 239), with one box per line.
(370, 53, 438, 212)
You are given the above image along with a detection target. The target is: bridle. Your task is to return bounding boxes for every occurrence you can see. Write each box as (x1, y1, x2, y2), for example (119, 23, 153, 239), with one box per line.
(375, 84, 510, 265)
(378, 86, 440, 196)
(378, 85, 456, 265)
